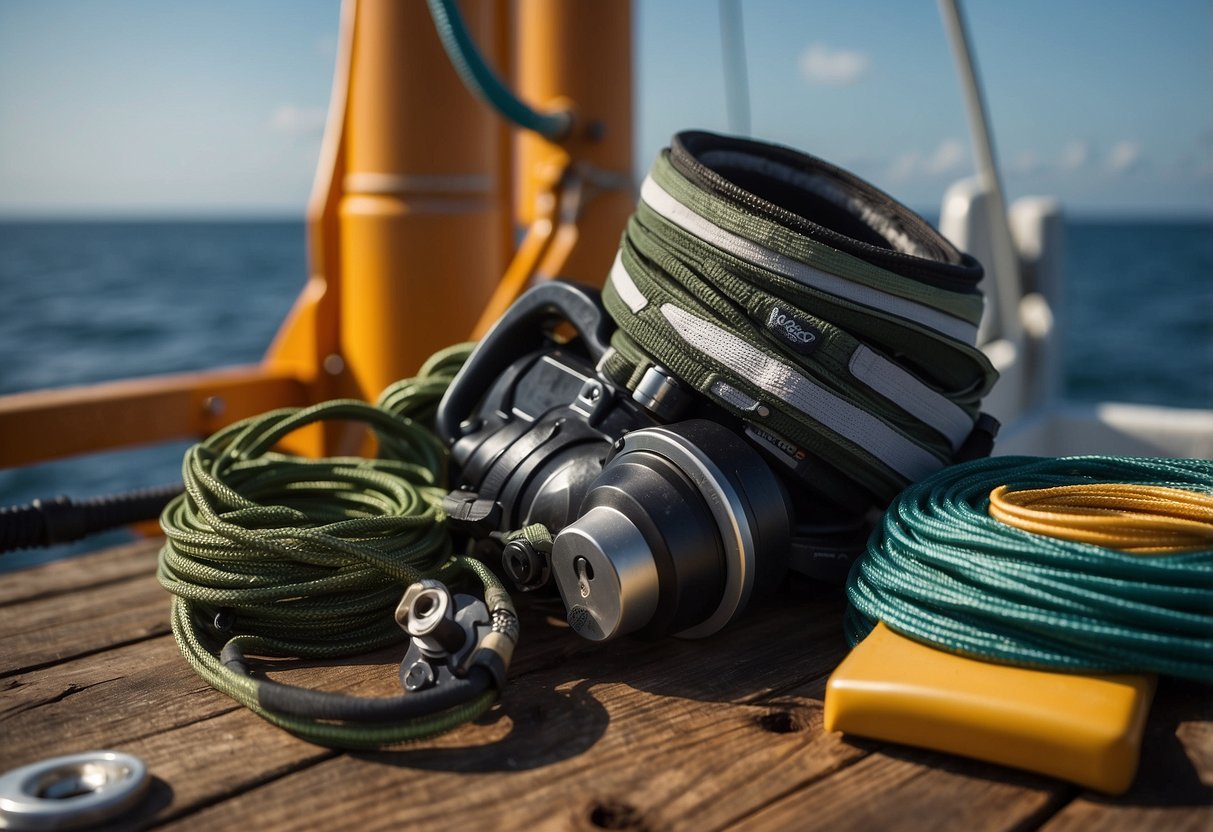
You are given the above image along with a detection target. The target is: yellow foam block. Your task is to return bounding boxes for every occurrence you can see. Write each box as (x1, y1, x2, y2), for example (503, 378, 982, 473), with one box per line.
(824, 623, 1156, 794)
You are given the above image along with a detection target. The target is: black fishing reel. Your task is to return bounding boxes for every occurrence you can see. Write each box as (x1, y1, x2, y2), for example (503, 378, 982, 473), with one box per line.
(436, 281, 867, 642)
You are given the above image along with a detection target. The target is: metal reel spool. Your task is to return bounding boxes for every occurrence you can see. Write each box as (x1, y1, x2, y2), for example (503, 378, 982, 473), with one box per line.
(550, 419, 792, 642)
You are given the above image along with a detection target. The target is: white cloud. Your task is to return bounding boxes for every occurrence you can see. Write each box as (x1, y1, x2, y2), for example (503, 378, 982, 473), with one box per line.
(887, 138, 968, 181)
(1106, 140, 1142, 174)
(799, 43, 870, 86)
(888, 151, 921, 181)
(270, 105, 326, 137)
(1059, 139, 1090, 172)
(1009, 150, 1042, 177)
(924, 138, 966, 175)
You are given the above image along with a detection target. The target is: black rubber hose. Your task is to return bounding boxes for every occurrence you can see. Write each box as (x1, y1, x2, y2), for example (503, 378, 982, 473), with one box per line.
(0, 483, 183, 553)
(237, 636, 495, 722)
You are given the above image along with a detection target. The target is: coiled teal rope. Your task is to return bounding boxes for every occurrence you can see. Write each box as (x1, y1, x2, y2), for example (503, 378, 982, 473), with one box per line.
(157, 344, 508, 748)
(846, 455, 1213, 682)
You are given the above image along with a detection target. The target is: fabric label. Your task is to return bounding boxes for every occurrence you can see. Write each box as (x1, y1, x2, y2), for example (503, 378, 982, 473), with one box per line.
(762, 303, 822, 356)
(744, 424, 809, 467)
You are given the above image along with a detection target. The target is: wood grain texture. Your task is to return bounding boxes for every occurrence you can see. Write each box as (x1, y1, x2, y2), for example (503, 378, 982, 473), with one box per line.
(1038, 678, 1213, 832)
(2, 543, 1211, 832)
(167, 672, 861, 831)
(735, 745, 1072, 832)
(0, 557, 171, 675)
(0, 538, 160, 605)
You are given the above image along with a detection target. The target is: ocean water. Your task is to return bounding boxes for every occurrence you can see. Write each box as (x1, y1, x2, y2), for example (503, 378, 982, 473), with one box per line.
(0, 218, 1210, 569)
(0, 221, 306, 569)
(1062, 220, 1212, 407)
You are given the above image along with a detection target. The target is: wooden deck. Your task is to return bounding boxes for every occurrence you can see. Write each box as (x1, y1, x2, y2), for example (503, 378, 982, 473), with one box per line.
(3, 538, 1211, 831)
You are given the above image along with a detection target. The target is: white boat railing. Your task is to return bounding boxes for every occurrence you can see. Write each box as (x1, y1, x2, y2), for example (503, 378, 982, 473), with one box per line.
(941, 181, 1212, 461)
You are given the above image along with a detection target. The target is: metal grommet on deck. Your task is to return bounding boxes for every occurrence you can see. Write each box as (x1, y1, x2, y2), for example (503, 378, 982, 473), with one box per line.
(0, 751, 149, 831)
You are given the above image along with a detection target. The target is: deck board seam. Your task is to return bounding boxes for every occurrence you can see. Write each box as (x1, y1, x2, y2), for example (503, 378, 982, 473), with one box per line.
(0, 569, 159, 608)
(1, 629, 172, 680)
(1006, 786, 1080, 832)
(0, 675, 123, 721)
(147, 750, 339, 829)
(743, 669, 837, 704)
(118, 703, 251, 748)
(710, 746, 875, 831)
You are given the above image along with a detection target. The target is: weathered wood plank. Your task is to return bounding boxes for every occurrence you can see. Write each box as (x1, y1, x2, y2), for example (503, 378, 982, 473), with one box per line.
(0, 538, 160, 606)
(159, 669, 860, 831)
(147, 595, 1066, 832)
(3, 636, 231, 753)
(6, 566, 861, 829)
(0, 567, 171, 675)
(4, 543, 1211, 832)
(733, 747, 1072, 832)
(1037, 678, 1213, 832)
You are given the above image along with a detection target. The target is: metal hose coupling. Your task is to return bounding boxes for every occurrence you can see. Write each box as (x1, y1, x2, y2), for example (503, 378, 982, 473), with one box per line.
(396, 579, 519, 692)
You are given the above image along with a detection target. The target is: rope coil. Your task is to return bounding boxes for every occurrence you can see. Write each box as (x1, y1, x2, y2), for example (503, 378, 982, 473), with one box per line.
(846, 455, 1213, 682)
(157, 345, 509, 748)
(989, 483, 1213, 553)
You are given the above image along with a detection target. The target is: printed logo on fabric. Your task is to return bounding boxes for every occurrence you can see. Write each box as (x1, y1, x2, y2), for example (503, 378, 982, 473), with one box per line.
(745, 424, 809, 464)
(764, 305, 822, 356)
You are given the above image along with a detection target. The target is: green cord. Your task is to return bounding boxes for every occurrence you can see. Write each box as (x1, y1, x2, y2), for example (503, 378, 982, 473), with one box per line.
(158, 345, 507, 748)
(846, 455, 1213, 682)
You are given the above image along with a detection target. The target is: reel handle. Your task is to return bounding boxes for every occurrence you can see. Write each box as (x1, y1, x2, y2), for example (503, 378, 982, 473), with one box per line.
(436, 280, 613, 443)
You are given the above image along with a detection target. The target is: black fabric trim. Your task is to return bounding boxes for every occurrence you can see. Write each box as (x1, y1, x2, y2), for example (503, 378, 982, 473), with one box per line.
(668, 130, 983, 291)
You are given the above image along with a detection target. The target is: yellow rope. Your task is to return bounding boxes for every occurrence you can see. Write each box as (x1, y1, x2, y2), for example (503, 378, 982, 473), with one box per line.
(988, 483, 1213, 554)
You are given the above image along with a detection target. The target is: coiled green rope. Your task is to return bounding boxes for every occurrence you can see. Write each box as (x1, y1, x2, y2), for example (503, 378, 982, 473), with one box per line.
(846, 455, 1213, 682)
(157, 344, 509, 748)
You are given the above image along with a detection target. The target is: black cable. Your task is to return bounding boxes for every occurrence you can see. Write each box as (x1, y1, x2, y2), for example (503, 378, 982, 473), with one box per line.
(0, 483, 182, 553)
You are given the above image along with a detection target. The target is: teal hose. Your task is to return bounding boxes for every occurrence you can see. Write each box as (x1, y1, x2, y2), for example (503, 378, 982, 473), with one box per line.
(846, 455, 1213, 682)
(425, 0, 572, 140)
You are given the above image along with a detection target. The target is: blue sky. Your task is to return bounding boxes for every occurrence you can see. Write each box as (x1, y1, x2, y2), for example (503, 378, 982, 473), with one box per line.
(1, 1, 1209, 218)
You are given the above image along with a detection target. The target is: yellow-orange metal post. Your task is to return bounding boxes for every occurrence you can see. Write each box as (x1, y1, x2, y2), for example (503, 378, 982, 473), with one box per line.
(515, 0, 634, 287)
(0, 0, 522, 468)
(339, 0, 509, 400)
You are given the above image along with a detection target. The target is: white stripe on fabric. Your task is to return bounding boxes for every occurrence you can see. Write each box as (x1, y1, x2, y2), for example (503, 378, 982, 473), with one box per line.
(709, 379, 760, 411)
(848, 345, 973, 450)
(660, 304, 942, 481)
(609, 252, 648, 312)
(640, 176, 977, 345)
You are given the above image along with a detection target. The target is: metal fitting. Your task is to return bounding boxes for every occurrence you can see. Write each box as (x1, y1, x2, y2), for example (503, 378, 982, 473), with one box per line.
(501, 537, 552, 592)
(396, 579, 467, 657)
(395, 580, 518, 692)
(0, 751, 149, 831)
(632, 365, 692, 420)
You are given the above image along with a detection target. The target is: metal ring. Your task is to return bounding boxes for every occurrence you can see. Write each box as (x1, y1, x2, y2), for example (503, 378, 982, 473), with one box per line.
(614, 426, 758, 639)
(0, 751, 149, 831)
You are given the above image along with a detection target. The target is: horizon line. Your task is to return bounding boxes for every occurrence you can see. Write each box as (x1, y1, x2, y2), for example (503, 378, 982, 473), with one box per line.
(2, 208, 1210, 224)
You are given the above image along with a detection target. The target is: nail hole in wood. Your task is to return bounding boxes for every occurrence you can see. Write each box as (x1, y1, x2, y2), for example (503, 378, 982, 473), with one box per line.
(758, 707, 811, 734)
(588, 799, 647, 830)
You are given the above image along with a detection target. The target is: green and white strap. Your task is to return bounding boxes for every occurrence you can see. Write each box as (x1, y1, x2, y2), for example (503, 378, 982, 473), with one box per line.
(600, 131, 999, 504)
